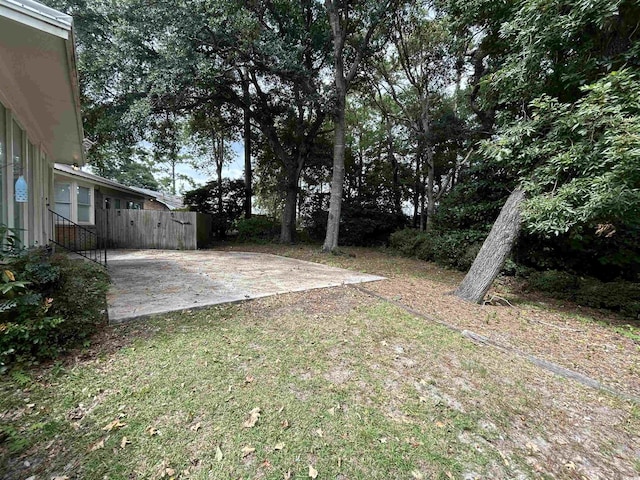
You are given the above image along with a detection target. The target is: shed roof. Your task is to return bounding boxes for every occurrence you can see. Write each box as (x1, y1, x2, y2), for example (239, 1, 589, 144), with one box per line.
(129, 186, 185, 210)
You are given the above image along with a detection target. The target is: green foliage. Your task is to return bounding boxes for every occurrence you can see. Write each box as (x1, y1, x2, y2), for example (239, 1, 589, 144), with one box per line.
(389, 229, 429, 256)
(483, 70, 640, 236)
(184, 179, 246, 238)
(390, 228, 485, 271)
(528, 271, 640, 319)
(304, 200, 406, 247)
(1, 247, 110, 368)
(235, 217, 280, 243)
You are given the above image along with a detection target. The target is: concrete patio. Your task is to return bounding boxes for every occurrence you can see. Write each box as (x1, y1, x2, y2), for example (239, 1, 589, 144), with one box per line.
(106, 249, 385, 323)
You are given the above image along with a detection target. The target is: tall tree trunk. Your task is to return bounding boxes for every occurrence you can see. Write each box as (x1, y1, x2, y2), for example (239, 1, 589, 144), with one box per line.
(323, 90, 346, 252)
(413, 150, 421, 228)
(242, 75, 252, 219)
(280, 164, 300, 244)
(171, 155, 176, 195)
(455, 188, 525, 303)
(215, 135, 225, 238)
(425, 149, 435, 232)
(386, 119, 401, 215)
(243, 106, 252, 219)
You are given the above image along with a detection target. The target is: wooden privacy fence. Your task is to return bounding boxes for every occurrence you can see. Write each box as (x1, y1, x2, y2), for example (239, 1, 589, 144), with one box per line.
(96, 209, 212, 250)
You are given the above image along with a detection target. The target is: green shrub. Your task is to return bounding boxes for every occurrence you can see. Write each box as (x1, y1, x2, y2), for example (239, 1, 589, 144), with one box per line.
(390, 229, 486, 271)
(429, 231, 486, 271)
(527, 270, 640, 319)
(235, 216, 280, 242)
(1, 246, 110, 369)
(527, 270, 580, 300)
(415, 237, 435, 262)
(389, 229, 430, 256)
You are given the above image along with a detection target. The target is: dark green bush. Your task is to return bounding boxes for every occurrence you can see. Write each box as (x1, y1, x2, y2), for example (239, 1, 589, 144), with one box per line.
(306, 202, 407, 247)
(430, 231, 486, 271)
(1, 246, 109, 368)
(527, 270, 580, 299)
(235, 216, 280, 242)
(390, 228, 485, 271)
(389, 229, 430, 257)
(527, 270, 640, 319)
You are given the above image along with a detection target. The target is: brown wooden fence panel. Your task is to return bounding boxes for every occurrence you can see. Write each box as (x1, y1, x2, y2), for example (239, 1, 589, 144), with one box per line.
(96, 209, 201, 250)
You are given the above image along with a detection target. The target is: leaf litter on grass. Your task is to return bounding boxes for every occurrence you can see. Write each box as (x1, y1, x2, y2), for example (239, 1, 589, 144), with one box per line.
(1, 246, 639, 480)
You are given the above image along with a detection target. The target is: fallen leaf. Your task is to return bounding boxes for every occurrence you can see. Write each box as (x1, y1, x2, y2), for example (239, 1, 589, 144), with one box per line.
(435, 421, 445, 428)
(26, 403, 36, 409)
(564, 461, 576, 471)
(241, 446, 255, 457)
(102, 419, 126, 432)
(120, 436, 131, 448)
(165, 467, 176, 476)
(146, 426, 160, 436)
(411, 470, 424, 479)
(89, 438, 105, 451)
(190, 422, 201, 432)
(243, 407, 261, 428)
(52, 477, 69, 480)
(215, 445, 223, 462)
(315, 428, 323, 438)
(378, 438, 387, 444)
(281, 419, 290, 429)
(327, 407, 335, 415)
(274, 442, 285, 451)
(445, 472, 454, 480)
(283, 471, 292, 480)
(309, 464, 318, 479)
(245, 375, 254, 384)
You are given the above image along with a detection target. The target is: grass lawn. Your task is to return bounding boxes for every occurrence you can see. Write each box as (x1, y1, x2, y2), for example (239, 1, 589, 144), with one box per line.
(1, 245, 639, 479)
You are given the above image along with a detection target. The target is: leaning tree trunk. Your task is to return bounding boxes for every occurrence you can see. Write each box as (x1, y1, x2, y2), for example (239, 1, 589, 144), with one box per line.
(455, 188, 525, 303)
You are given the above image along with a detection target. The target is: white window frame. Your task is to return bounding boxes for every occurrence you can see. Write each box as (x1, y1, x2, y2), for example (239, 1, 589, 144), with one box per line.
(53, 179, 94, 225)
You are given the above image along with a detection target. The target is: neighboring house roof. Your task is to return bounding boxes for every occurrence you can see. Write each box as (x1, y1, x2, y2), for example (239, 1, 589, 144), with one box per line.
(54, 163, 149, 199)
(0, 0, 84, 164)
(129, 186, 185, 210)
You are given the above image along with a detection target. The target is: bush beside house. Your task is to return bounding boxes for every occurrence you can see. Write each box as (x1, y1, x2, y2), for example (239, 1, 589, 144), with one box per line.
(1, 231, 110, 369)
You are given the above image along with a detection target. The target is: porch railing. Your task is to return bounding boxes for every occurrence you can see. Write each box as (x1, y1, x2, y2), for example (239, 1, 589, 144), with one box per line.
(48, 209, 107, 267)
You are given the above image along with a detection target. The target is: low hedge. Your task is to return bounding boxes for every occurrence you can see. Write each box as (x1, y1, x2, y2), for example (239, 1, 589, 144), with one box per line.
(235, 217, 281, 242)
(390, 228, 486, 271)
(391, 229, 640, 319)
(528, 270, 640, 319)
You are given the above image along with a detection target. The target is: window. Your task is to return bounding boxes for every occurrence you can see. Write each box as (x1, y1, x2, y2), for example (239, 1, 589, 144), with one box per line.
(0, 103, 5, 225)
(114, 199, 121, 209)
(77, 185, 91, 222)
(53, 180, 94, 224)
(54, 183, 71, 219)
(12, 120, 24, 241)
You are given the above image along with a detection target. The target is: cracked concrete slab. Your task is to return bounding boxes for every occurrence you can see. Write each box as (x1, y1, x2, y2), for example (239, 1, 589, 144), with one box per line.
(106, 249, 385, 323)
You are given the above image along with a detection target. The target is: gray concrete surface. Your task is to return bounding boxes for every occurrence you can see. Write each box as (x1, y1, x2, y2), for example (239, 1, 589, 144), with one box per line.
(106, 250, 385, 323)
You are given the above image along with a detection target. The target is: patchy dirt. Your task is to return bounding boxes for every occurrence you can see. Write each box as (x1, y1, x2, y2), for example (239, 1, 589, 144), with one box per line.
(223, 244, 640, 401)
(3, 245, 639, 480)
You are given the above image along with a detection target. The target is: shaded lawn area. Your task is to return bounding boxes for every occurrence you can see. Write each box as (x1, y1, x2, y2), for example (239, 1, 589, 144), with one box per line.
(1, 246, 639, 479)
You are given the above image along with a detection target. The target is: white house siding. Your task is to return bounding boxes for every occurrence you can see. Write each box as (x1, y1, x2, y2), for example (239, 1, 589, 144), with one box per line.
(0, 0, 83, 247)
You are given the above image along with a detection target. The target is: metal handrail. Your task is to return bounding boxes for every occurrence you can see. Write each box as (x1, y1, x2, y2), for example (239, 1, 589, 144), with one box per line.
(48, 209, 107, 267)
